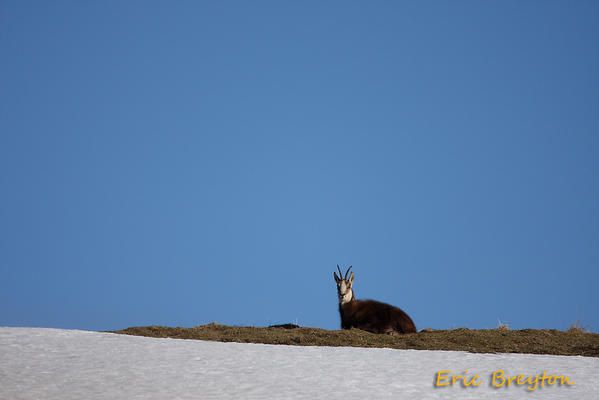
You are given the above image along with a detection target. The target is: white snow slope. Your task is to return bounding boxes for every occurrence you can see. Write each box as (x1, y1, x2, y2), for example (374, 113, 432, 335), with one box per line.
(1, 327, 597, 400)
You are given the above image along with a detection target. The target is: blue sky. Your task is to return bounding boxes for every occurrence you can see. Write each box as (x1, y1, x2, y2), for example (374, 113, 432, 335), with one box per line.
(1, 1, 598, 332)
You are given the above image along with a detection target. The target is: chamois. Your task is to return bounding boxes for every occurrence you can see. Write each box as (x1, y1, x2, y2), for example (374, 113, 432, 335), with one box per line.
(333, 265, 416, 334)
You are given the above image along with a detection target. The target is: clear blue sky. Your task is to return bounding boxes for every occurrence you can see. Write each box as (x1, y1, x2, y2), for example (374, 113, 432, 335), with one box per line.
(1, 1, 598, 332)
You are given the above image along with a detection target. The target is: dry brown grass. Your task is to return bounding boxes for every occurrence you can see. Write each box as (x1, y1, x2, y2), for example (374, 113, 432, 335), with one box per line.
(567, 320, 589, 334)
(496, 323, 510, 332)
(112, 324, 599, 357)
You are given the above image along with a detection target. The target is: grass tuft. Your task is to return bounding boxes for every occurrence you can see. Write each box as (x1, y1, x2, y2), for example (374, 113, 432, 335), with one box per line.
(567, 320, 588, 334)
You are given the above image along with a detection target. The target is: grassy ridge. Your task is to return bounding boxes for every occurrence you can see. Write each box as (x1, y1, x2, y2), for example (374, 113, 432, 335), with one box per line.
(113, 324, 599, 357)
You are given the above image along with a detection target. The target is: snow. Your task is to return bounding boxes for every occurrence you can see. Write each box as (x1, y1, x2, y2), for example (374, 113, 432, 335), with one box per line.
(1, 327, 597, 399)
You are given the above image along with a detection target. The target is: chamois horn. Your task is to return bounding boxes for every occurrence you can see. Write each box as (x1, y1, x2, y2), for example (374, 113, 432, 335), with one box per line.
(337, 265, 343, 278)
(345, 265, 353, 280)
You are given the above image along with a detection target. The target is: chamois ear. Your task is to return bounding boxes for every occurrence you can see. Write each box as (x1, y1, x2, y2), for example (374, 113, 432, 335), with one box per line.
(348, 271, 355, 285)
(333, 271, 341, 283)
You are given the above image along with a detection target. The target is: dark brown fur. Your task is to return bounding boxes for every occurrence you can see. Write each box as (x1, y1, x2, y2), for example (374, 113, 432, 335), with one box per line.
(339, 298, 417, 334)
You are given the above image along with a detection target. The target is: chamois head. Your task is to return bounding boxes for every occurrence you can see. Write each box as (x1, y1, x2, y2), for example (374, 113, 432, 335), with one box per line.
(333, 265, 355, 305)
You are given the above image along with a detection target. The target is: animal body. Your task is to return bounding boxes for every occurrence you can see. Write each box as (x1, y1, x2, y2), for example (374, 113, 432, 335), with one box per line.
(333, 265, 416, 334)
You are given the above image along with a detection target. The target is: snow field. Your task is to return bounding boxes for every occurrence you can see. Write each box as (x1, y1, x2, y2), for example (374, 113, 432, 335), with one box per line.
(1, 327, 597, 399)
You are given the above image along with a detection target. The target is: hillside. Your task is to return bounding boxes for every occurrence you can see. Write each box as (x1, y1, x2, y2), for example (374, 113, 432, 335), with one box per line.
(114, 324, 599, 357)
